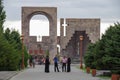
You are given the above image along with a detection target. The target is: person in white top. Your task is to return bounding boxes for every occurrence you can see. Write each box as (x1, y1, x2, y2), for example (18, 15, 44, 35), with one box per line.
(62, 56, 67, 72)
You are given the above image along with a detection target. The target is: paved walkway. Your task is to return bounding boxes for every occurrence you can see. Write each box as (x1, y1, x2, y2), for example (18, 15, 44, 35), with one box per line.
(8, 64, 109, 80)
(0, 71, 18, 80)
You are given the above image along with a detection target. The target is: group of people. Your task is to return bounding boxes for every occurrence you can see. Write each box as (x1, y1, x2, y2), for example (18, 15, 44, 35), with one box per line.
(45, 55, 71, 73)
(29, 56, 45, 68)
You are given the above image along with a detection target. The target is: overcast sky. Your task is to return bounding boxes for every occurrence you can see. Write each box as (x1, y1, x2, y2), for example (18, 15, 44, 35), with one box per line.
(3, 0, 120, 37)
(4, 0, 120, 22)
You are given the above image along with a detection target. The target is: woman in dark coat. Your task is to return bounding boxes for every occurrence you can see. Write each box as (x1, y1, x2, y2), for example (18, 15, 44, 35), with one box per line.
(45, 56, 50, 73)
(67, 57, 71, 72)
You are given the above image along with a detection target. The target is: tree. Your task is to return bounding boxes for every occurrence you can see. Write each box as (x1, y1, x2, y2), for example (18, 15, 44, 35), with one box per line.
(0, 33, 20, 70)
(84, 43, 96, 68)
(0, 0, 26, 71)
(0, 0, 6, 33)
(85, 23, 120, 74)
(101, 23, 120, 74)
(4, 28, 29, 70)
(4, 28, 22, 50)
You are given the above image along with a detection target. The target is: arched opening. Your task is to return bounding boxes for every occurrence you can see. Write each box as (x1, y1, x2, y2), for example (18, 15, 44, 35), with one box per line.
(57, 44, 60, 53)
(30, 15, 49, 42)
(22, 7, 57, 62)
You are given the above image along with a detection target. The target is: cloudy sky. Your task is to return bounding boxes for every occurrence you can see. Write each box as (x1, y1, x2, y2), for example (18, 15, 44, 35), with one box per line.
(3, 0, 120, 38)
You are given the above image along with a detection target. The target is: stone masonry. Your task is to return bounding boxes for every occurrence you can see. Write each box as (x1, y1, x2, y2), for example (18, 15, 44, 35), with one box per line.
(21, 7, 100, 63)
(22, 7, 57, 61)
(60, 18, 100, 62)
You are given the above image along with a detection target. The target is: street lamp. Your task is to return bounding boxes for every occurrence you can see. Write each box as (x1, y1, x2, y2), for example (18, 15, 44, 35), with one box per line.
(20, 34, 25, 69)
(80, 35, 83, 69)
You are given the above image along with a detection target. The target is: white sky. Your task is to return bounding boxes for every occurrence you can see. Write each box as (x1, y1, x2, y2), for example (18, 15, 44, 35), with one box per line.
(4, 0, 120, 21)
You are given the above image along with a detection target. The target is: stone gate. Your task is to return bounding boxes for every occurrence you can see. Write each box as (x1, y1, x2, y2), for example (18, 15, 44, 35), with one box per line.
(22, 7, 57, 61)
(22, 7, 100, 63)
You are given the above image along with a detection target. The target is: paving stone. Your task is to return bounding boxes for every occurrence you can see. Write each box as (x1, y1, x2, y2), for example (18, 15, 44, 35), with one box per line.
(9, 64, 110, 80)
(0, 71, 18, 80)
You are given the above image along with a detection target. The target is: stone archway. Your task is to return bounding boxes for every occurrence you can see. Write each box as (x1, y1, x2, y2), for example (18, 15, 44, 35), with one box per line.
(22, 7, 57, 61)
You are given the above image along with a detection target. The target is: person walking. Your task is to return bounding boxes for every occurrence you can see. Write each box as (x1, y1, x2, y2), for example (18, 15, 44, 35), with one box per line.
(32, 58, 36, 68)
(45, 55, 50, 73)
(67, 57, 71, 72)
(29, 56, 33, 67)
(53, 55, 59, 72)
(62, 56, 67, 72)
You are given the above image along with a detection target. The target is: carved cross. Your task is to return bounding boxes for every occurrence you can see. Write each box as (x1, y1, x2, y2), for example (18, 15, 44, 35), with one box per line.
(62, 19, 68, 36)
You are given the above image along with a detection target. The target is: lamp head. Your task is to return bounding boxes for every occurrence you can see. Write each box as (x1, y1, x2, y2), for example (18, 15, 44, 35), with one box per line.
(80, 35, 83, 40)
(20, 34, 24, 40)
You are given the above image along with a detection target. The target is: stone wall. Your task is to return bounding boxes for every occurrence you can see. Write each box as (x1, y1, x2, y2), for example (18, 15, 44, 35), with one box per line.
(60, 18, 100, 57)
(21, 7, 100, 63)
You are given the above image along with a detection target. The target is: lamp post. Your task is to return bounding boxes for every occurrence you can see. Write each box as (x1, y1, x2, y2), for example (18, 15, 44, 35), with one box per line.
(80, 35, 83, 69)
(21, 34, 25, 69)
